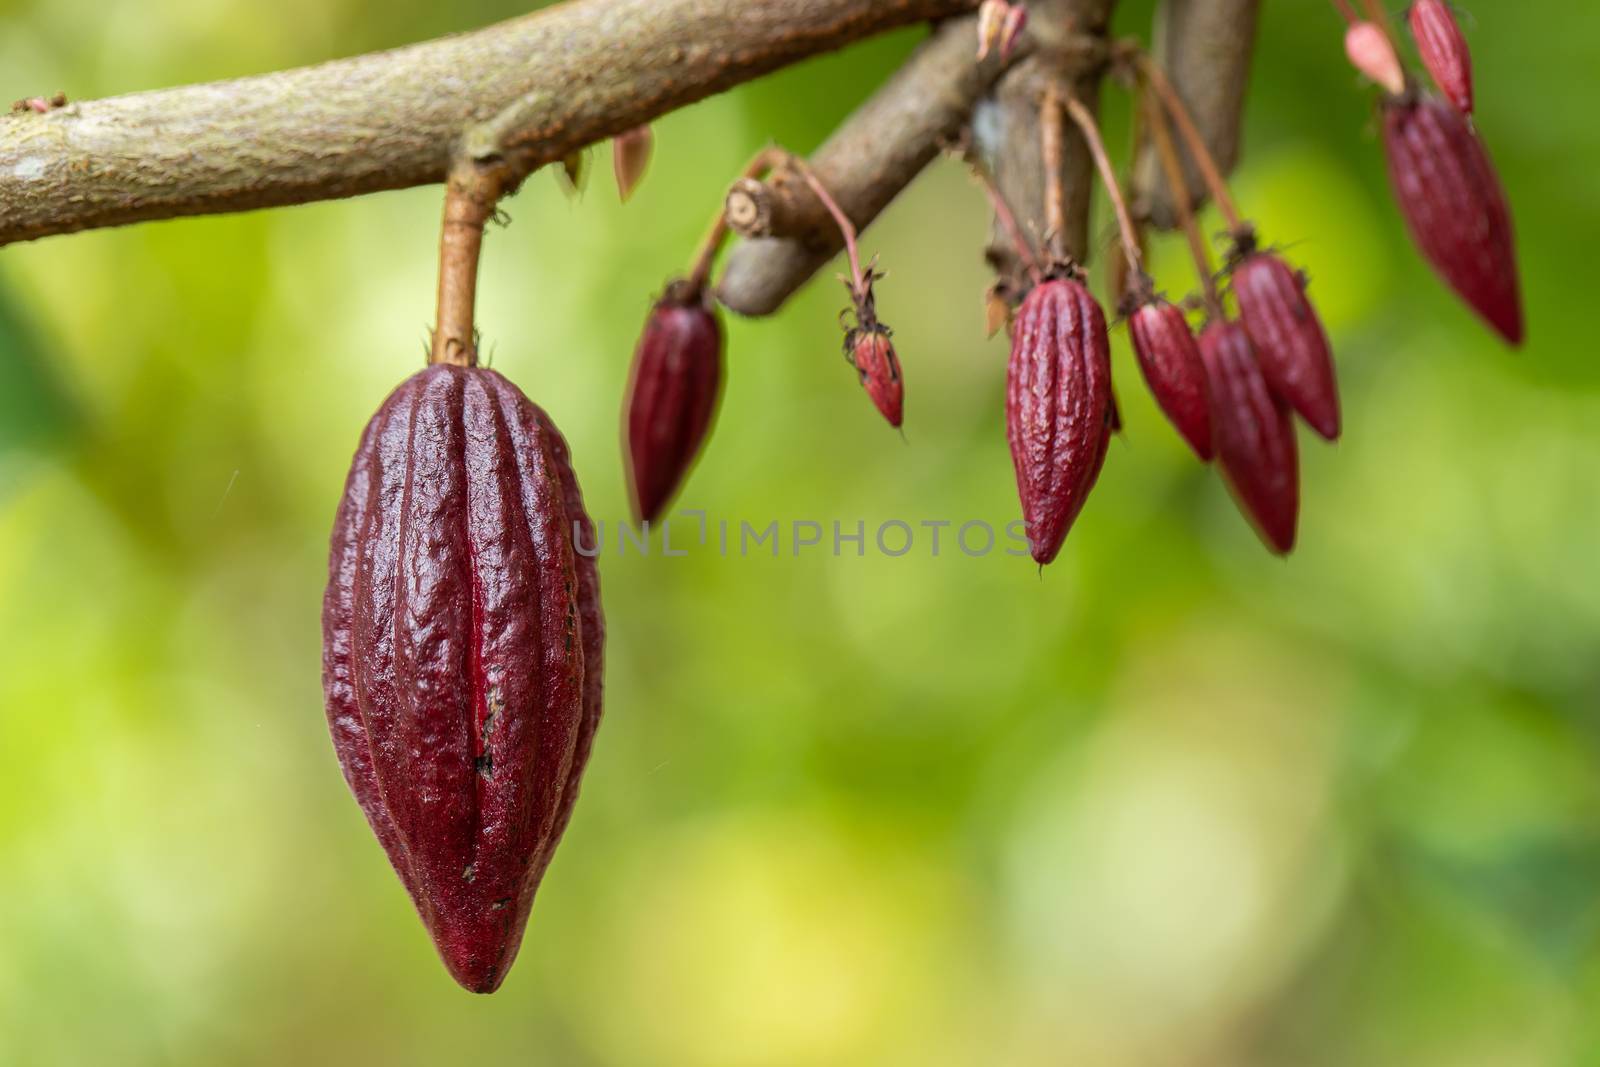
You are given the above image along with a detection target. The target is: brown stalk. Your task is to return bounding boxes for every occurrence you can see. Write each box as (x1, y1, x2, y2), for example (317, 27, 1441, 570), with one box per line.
(1063, 93, 1145, 284)
(1145, 92, 1223, 320)
(1041, 87, 1070, 258)
(432, 162, 510, 367)
(1138, 54, 1246, 235)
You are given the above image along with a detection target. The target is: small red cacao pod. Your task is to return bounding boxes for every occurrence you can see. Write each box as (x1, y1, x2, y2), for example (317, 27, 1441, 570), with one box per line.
(1231, 252, 1341, 441)
(623, 289, 723, 522)
(1128, 299, 1214, 460)
(1199, 322, 1299, 554)
(1408, 0, 1473, 113)
(1006, 277, 1113, 565)
(847, 326, 904, 428)
(323, 365, 603, 994)
(1382, 96, 1522, 344)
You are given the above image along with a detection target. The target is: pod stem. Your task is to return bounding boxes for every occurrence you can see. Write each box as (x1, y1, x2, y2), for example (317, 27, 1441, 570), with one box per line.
(1137, 53, 1246, 237)
(1041, 87, 1069, 259)
(1329, 0, 1359, 24)
(787, 154, 871, 303)
(686, 147, 786, 297)
(968, 154, 1043, 285)
(1063, 92, 1146, 289)
(432, 160, 510, 367)
(1144, 89, 1224, 320)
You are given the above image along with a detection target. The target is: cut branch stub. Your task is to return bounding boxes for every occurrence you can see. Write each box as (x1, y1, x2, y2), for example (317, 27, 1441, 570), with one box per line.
(717, 12, 1013, 317)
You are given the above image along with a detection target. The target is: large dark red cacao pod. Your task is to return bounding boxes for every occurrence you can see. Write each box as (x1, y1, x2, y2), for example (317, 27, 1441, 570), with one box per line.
(1383, 95, 1523, 345)
(1128, 299, 1214, 460)
(1199, 321, 1299, 555)
(1006, 277, 1113, 565)
(1231, 251, 1341, 441)
(323, 364, 603, 994)
(624, 287, 723, 523)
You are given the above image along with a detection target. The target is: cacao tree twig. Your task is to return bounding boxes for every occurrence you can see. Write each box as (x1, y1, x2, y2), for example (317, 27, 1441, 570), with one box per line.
(715, 12, 1016, 316)
(0, 0, 978, 248)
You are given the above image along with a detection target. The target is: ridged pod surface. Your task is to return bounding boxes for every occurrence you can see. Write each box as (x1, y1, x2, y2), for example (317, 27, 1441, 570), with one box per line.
(1199, 321, 1299, 555)
(323, 364, 603, 994)
(1408, 0, 1473, 113)
(847, 327, 904, 429)
(1231, 252, 1341, 441)
(1383, 96, 1522, 345)
(624, 291, 723, 522)
(1128, 300, 1213, 460)
(1006, 277, 1113, 565)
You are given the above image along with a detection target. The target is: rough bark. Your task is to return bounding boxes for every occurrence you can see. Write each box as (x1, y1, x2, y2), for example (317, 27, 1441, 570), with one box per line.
(975, 0, 1117, 278)
(0, 0, 975, 247)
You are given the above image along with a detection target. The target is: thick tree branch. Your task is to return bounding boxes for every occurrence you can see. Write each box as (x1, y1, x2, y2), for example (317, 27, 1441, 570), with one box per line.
(0, 0, 976, 247)
(715, 14, 1005, 317)
(976, 0, 1117, 279)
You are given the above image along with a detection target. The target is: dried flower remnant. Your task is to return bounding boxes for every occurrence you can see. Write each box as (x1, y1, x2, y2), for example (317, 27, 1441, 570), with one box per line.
(612, 125, 654, 202)
(1382, 95, 1522, 344)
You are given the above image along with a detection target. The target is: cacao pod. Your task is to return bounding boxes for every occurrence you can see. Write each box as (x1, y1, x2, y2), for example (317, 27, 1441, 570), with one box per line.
(624, 286, 723, 522)
(1006, 277, 1113, 565)
(1199, 321, 1299, 554)
(1128, 299, 1214, 460)
(1408, 0, 1473, 113)
(323, 364, 603, 993)
(847, 325, 904, 429)
(1383, 95, 1523, 345)
(1231, 251, 1341, 441)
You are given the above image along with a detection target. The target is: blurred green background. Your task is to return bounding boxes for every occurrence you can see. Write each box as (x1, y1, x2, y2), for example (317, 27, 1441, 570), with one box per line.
(2, 1, 1598, 1063)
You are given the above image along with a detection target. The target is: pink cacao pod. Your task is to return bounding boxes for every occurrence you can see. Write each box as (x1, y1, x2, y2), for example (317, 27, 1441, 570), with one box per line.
(1231, 251, 1341, 441)
(1128, 299, 1214, 460)
(1199, 321, 1299, 555)
(1408, 0, 1473, 113)
(623, 286, 723, 522)
(1006, 277, 1113, 565)
(847, 326, 904, 429)
(323, 364, 604, 994)
(1382, 96, 1522, 344)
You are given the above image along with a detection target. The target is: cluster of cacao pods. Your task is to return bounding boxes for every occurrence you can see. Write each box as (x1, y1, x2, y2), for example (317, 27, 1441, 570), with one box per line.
(318, 7, 1524, 994)
(1346, 1, 1522, 343)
